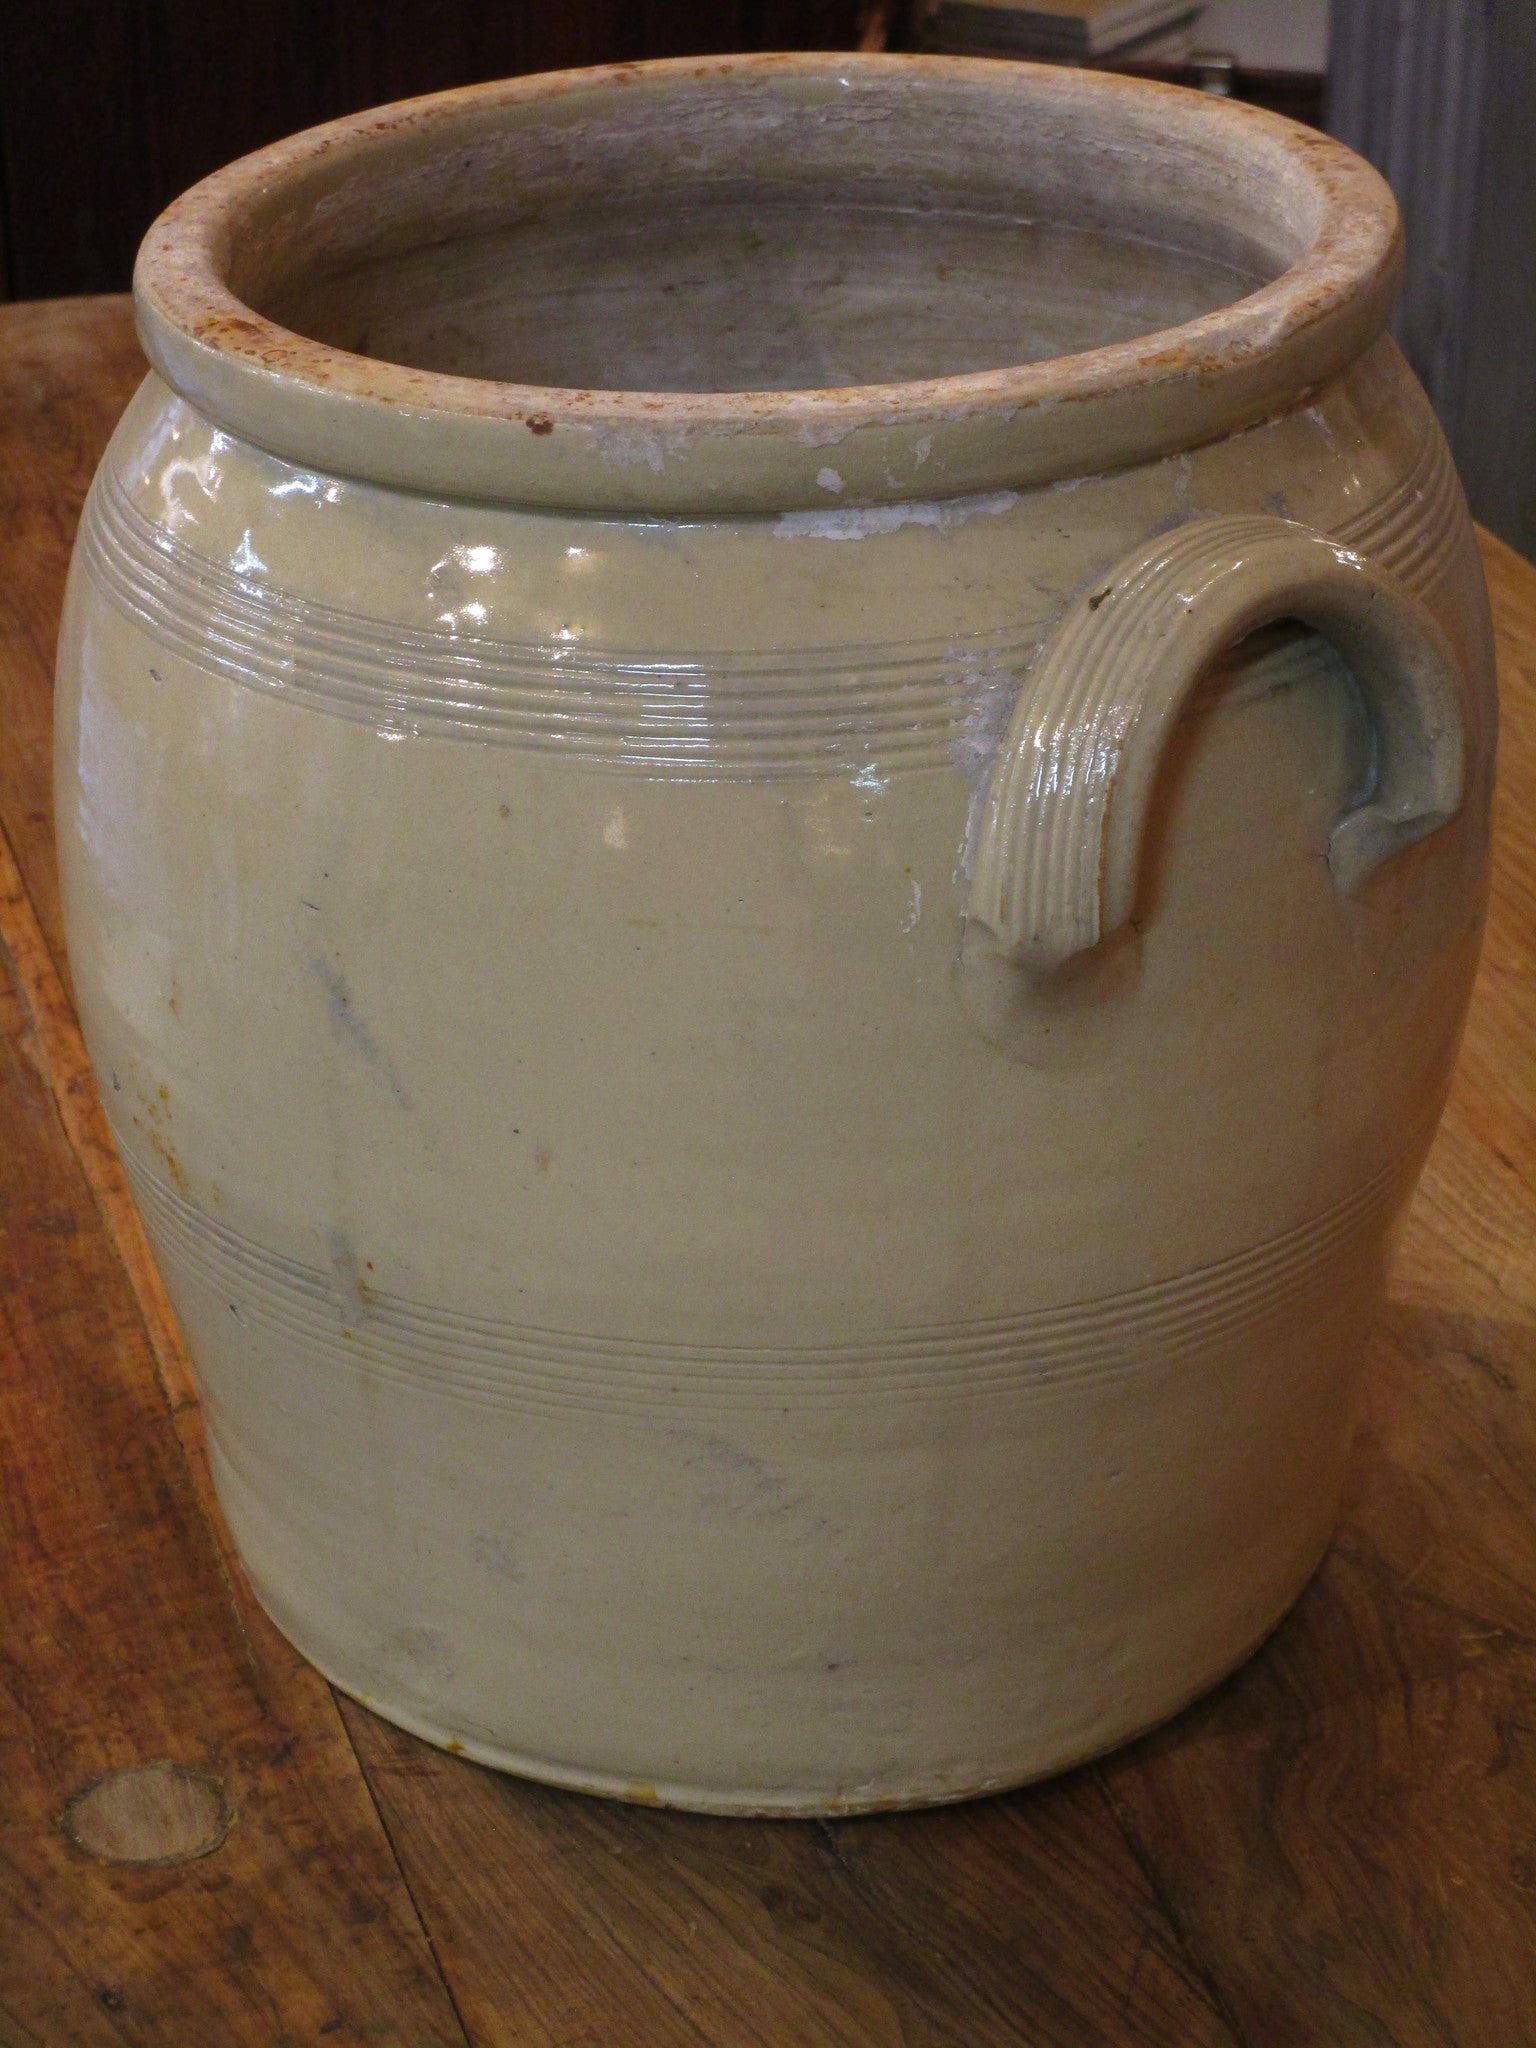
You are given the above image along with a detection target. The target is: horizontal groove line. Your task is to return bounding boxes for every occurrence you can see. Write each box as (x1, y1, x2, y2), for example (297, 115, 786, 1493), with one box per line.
(127, 1151, 1394, 1347)
(1335, 429, 1463, 584)
(150, 1245, 1365, 1415)
(165, 1258, 1355, 1397)
(97, 472, 1034, 679)
(123, 1151, 1403, 1412)
(160, 1246, 1352, 1409)
(83, 559, 972, 703)
(84, 444, 1464, 774)
(152, 1221, 1356, 1369)
(83, 475, 1028, 774)
(86, 550, 975, 713)
(125, 1148, 1395, 1350)
(199, 1305, 1231, 1414)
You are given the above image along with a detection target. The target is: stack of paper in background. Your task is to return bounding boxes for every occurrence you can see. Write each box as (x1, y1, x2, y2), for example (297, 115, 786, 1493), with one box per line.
(926, 0, 1206, 63)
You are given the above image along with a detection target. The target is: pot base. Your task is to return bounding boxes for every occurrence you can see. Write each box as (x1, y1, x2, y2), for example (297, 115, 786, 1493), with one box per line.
(248, 1559, 1325, 1819)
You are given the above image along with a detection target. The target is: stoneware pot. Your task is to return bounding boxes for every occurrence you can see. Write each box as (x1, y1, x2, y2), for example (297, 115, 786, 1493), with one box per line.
(56, 53, 1495, 1815)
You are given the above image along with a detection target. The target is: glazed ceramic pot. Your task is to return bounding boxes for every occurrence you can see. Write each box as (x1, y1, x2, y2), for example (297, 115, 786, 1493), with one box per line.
(56, 54, 1494, 1814)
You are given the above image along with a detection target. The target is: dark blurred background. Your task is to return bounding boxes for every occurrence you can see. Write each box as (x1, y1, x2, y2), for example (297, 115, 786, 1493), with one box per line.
(1, 0, 1531, 550)
(0, 0, 1332, 304)
(0, 2, 866, 302)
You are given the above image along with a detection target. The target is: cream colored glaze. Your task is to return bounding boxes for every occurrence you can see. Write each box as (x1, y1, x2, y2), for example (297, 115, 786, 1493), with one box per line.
(57, 56, 1495, 1815)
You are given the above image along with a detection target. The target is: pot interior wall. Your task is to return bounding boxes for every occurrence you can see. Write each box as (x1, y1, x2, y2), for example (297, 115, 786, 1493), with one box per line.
(253, 190, 1271, 393)
(229, 72, 1303, 395)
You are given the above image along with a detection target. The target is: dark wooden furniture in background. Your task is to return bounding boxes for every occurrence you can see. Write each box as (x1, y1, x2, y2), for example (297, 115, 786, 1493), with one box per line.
(1092, 57, 1323, 125)
(0, 0, 1329, 306)
(906, 0, 1327, 123)
(0, 0, 864, 301)
(3, 292, 1536, 2046)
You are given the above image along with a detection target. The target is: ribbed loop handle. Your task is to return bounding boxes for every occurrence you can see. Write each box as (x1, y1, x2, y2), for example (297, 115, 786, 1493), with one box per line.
(968, 514, 1467, 971)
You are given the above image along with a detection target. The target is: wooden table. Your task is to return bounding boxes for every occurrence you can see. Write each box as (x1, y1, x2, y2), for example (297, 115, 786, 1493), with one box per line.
(3, 296, 1533, 2048)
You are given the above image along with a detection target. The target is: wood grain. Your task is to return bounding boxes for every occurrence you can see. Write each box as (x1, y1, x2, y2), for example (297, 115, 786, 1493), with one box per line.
(0, 905, 470, 2045)
(2, 294, 1534, 2044)
(0, 298, 470, 2048)
(61, 1763, 231, 1869)
(0, 297, 145, 978)
(1092, 533, 1536, 2045)
(341, 1699, 1241, 2048)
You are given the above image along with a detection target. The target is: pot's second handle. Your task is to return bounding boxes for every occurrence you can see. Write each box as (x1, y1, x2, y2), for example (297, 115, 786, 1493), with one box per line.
(968, 513, 1466, 971)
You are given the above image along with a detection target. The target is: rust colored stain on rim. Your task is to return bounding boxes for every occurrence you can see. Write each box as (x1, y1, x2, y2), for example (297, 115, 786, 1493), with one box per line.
(132, 53, 1403, 512)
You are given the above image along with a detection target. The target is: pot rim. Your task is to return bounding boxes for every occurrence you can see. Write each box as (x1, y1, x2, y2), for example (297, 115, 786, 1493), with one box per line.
(133, 52, 1402, 515)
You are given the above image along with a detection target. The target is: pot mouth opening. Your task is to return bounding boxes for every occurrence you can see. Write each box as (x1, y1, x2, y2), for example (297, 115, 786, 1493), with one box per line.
(134, 54, 1402, 514)
(225, 107, 1288, 402)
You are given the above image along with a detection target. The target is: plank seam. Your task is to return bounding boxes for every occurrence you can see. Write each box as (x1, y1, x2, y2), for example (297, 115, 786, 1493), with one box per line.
(331, 1704, 479, 2048)
(0, 813, 473, 2036)
(1092, 1766, 1258, 2048)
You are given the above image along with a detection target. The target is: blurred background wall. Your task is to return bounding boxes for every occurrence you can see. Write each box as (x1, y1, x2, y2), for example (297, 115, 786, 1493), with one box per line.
(1328, 0, 1536, 558)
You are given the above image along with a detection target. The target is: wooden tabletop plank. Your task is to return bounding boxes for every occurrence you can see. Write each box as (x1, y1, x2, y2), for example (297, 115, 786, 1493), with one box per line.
(3, 294, 1533, 2044)
(1093, 534, 1536, 2044)
(341, 1696, 1241, 2048)
(0, 301, 469, 2048)
(0, 905, 470, 2046)
(0, 297, 146, 990)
